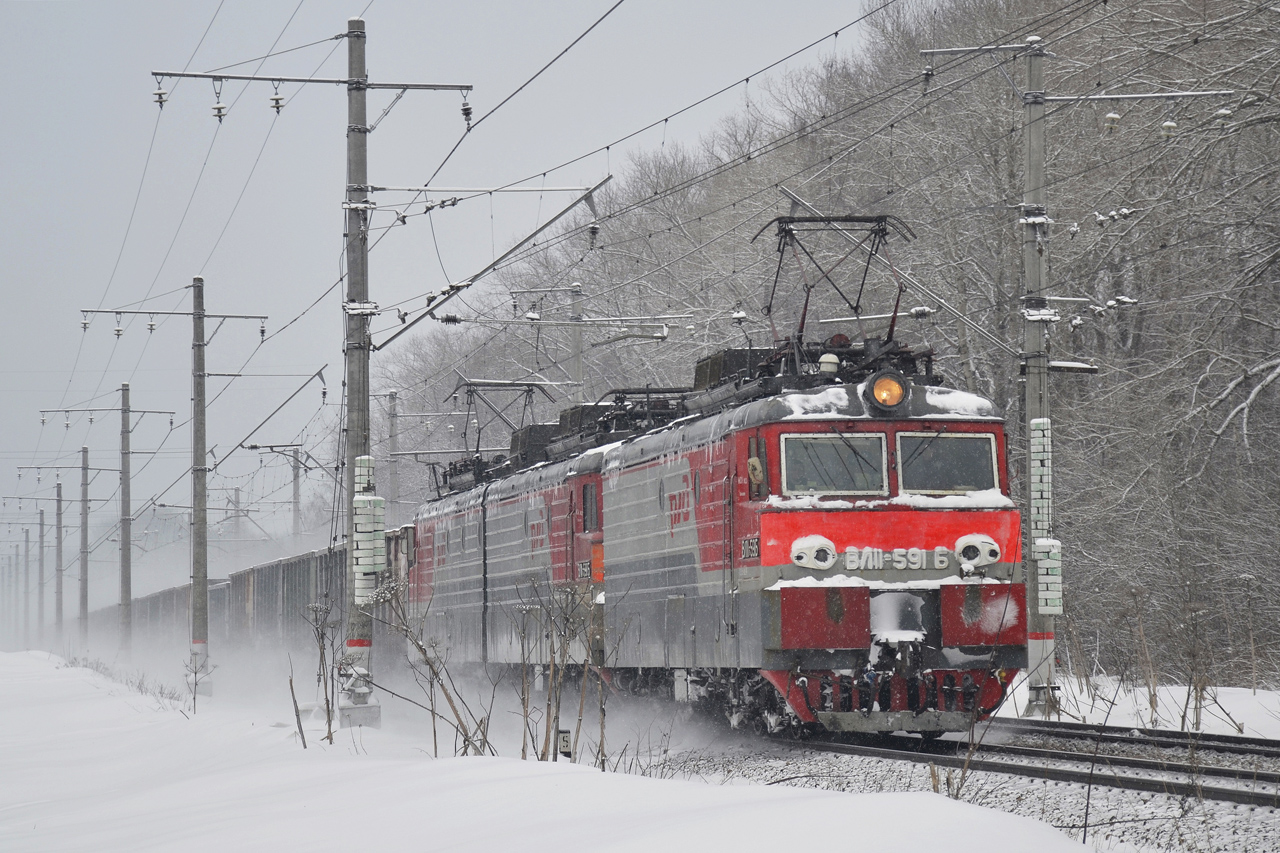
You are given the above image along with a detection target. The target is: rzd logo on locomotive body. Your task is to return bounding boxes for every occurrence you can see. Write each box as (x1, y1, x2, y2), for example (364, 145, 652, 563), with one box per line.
(667, 472, 692, 536)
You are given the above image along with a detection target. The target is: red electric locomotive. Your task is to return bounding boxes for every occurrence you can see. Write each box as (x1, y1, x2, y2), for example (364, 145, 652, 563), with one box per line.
(410, 216, 1026, 736)
(409, 341, 1026, 737)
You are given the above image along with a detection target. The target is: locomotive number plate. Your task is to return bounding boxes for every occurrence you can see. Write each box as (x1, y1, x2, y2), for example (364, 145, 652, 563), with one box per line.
(577, 559, 592, 579)
(740, 537, 760, 560)
(845, 545, 952, 571)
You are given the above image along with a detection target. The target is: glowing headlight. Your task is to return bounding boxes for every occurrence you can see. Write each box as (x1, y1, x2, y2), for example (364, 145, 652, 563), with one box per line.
(865, 370, 909, 412)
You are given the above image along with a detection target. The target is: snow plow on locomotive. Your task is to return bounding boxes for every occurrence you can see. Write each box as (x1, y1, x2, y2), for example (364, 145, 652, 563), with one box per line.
(408, 336, 1027, 737)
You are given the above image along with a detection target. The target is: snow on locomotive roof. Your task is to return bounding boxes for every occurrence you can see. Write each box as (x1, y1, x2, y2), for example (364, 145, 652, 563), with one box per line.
(599, 379, 1004, 473)
(920, 385, 998, 418)
(421, 379, 1003, 510)
(887, 488, 1013, 509)
(777, 382, 999, 421)
(765, 495, 857, 510)
(780, 385, 850, 418)
(764, 488, 1012, 510)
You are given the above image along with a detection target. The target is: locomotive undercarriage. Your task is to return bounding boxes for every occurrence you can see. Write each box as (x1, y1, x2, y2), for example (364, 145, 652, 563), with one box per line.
(607, 654, 1012, 737)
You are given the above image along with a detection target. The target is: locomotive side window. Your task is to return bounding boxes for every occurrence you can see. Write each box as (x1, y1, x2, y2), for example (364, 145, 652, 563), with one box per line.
(897, 432, 998, 494)
(583, 483, 599, 531)
(781, 434, 887, 496)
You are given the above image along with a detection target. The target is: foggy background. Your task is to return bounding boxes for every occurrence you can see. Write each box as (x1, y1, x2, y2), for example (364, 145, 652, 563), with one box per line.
(0, 0, 865, 605)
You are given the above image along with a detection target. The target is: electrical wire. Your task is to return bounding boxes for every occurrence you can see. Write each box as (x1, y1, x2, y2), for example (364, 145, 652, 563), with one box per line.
(26, 0, 229, 478)
(400, 0, 1105, 305)
(24, 0, 1264, 545)
(361, 1, 907, 272)
(422, 0, 628, 189)
(199, 114, 280, 272)
(37, 0, 336, 484)
(370, 1, 1169, 412)
(71, 3, 354, 524)
(202, 34, 345, 73)
(459, 0, 1231, 307)
(440, 0, 903, 198)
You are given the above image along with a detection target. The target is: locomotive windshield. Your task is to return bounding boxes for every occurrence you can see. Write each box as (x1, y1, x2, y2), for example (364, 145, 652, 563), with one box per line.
(782, 434, 886, 495)
(897, 432, 998, 494)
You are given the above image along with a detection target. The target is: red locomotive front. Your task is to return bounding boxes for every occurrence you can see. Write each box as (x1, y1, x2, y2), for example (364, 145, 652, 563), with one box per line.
(749, 378, 1025, 734)
(600, 366, 1027, 736)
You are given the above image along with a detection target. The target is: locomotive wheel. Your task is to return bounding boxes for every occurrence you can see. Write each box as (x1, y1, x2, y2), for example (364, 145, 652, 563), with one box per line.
(919, 730, 944, 741)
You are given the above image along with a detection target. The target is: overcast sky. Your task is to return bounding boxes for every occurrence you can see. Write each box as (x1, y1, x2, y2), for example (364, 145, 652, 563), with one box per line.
(0, 0, 870, 598)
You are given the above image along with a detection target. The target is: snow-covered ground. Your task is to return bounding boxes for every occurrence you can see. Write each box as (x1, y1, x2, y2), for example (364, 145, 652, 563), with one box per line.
(4, 649, 1279, 852)
(998, 673, 1280, 740)
(0, 650, 1082, 852)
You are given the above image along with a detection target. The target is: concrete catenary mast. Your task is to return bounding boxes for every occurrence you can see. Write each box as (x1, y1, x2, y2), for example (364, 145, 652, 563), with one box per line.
(918, 35, 1232, 715)
(153, 19, 471, 725)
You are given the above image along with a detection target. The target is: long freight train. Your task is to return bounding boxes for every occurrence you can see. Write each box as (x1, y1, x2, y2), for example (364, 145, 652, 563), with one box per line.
(116, 216, 1028, 737)
(116, 334, 1026, 737)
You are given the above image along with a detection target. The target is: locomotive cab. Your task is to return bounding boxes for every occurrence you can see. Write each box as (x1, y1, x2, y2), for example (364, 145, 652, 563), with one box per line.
(735, 374, 1026, 734)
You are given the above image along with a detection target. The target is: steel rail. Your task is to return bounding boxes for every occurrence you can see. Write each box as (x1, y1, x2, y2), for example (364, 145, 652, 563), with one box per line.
(982, 717, 1280, 760)
(970, 741, 1280, 786)
(785, 736, 1280, 808)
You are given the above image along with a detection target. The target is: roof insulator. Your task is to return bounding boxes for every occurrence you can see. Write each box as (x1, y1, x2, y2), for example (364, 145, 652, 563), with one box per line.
(1104, 112, 1121, 133)
(1161, 119, 1178, 139)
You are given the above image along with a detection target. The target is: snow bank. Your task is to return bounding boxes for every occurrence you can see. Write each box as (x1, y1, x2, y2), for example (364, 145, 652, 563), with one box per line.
(1000, 672, 1280, 740)
(0, 651, 1085, 852)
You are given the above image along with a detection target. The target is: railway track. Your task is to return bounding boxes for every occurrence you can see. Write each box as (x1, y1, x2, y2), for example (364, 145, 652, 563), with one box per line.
(981, 716, 1280, 761)
(787, 729, 1280, 808)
